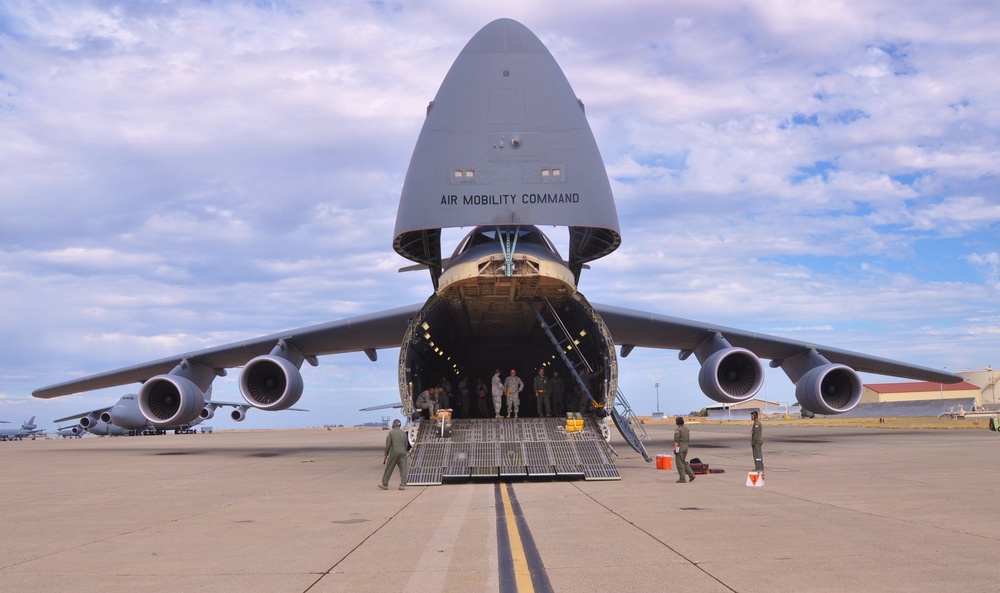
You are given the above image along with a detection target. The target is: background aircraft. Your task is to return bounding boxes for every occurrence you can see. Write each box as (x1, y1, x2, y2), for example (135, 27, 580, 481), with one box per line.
(0, 417, 44, 441)
(56, 425, 85, 438)
(32, 19, 961, 452)
(52, 392, 296, 436)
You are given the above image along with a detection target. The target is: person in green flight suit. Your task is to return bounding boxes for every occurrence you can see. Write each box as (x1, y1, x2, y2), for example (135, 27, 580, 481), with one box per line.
(673, 416, 695, 483)
(751, 410, 764, 472)
(534, 367, 551, 417)
(379, 419, 409, 491)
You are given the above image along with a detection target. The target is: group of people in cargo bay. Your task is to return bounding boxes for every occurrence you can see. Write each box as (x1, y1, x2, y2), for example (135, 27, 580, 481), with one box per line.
(413, 367, 601, 420)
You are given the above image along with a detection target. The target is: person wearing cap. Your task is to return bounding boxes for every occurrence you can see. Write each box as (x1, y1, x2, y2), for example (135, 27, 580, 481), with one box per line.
(379, 419, 409, 491)
(414, 386, 439, 419)
(751, 410, 764, 472)
(673, 416, 696, 483)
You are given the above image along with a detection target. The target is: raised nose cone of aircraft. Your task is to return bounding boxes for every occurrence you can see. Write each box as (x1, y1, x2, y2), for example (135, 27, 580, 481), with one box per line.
(394, 18, 620, 285)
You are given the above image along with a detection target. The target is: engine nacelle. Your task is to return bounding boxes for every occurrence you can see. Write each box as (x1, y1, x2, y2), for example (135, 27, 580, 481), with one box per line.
(230, 407, 247, 422)
(698, 347, 764, 404)
(239, 355, 304, 411)
(138, 375, 206, 428)
(200, 406, 215, 420)
(79, 415, 97, 429)
(795, 364, 863, 415)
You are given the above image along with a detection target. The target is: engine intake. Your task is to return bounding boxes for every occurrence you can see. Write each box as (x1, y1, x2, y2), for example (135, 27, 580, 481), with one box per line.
(698, 347, 765, 403)
(230, 407, 247, 422)
(239, 355, 304, 411)
(683, 333, 764, 404)
(794, 364, 863, 415)
(138, 375, 206, 428)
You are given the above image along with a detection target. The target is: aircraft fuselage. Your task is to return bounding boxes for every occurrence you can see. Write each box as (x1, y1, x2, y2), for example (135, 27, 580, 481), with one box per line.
(399, 226, 616, 418)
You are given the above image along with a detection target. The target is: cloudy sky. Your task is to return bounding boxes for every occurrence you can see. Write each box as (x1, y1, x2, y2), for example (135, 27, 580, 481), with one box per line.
(1, 1, 997, 432)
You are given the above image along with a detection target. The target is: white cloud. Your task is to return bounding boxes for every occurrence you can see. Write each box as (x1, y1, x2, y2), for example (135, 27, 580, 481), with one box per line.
(1, 1, 998, 427)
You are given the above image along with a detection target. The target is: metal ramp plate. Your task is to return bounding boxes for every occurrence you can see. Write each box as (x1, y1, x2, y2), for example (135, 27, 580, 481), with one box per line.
(554, 464, 584, 477)
(470, 466, 499, 478)
(526, 465, 556, 477)
(406, 417, 619, 485)
(583, 464, 621, 480)
(443, 466, 471, 479)
(500, 465, 527, 477)
(406, 467, 443, 486)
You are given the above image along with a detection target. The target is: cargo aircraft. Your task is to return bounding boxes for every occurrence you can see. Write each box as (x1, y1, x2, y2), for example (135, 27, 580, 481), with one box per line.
(0, 417, 44, 441)
(34, 19, 960, 457)
(51, 392, 270, 436)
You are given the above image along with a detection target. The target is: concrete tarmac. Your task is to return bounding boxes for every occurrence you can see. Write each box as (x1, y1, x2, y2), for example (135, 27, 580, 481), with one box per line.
(2, 423, 999, 593)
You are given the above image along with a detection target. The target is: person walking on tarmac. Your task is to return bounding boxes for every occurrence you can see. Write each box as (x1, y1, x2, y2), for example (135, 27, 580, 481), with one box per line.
(379, 419, 408, 490)
(751, 410, 764, 471)
(673, 416, 695, 483)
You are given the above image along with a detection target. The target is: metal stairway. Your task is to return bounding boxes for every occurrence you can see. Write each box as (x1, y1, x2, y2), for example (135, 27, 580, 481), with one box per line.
(612, 388, 651, 462)
(528, 297, 651, 462)
(405, 418, 620, 486)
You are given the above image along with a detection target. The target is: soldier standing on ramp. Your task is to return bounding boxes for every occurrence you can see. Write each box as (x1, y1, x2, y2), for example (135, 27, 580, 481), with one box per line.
(379, 419, 408, 491)
(751, 410, 764, 472)
(504, 369, 524, 418)
(534, 367, 551, 417)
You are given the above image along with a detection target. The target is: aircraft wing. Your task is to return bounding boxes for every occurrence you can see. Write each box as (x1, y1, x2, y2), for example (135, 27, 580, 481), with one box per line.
(53, 406, 113, 423)
(34, 304, 423, 399)
(593, 303, 962, 384)
(207, 400, 308, 412)
(358, 402, 403, 411)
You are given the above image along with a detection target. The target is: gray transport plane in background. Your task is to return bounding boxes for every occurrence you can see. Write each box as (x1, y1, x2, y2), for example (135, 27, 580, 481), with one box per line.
(55, 424, 85, 438)
(33, 19, 961, 458)
(52, 392, 261, 436)
(0, 416, 44, 441)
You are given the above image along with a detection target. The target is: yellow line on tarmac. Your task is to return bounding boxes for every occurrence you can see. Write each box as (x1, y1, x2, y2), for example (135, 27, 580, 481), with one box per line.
(499, 483, 535, 593)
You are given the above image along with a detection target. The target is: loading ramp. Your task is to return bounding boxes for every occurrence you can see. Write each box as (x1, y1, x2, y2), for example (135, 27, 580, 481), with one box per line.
(406, 417, 620, 486)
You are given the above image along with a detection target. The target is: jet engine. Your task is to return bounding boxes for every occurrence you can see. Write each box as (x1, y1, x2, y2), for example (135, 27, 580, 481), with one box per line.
(794, 364, 863, 415)
(199, 406, 215, 420)
(698, 347, 765, 403)
(230, 407, 247, 422)
(138, 375, 206, 428)
(79, 415, 98, 429)
(239, 355, 304, 411)
(682, 333, 764, 404)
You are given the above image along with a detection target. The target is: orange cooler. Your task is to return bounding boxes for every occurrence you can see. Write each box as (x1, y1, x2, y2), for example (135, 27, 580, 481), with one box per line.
(656, 454, 673, 470)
